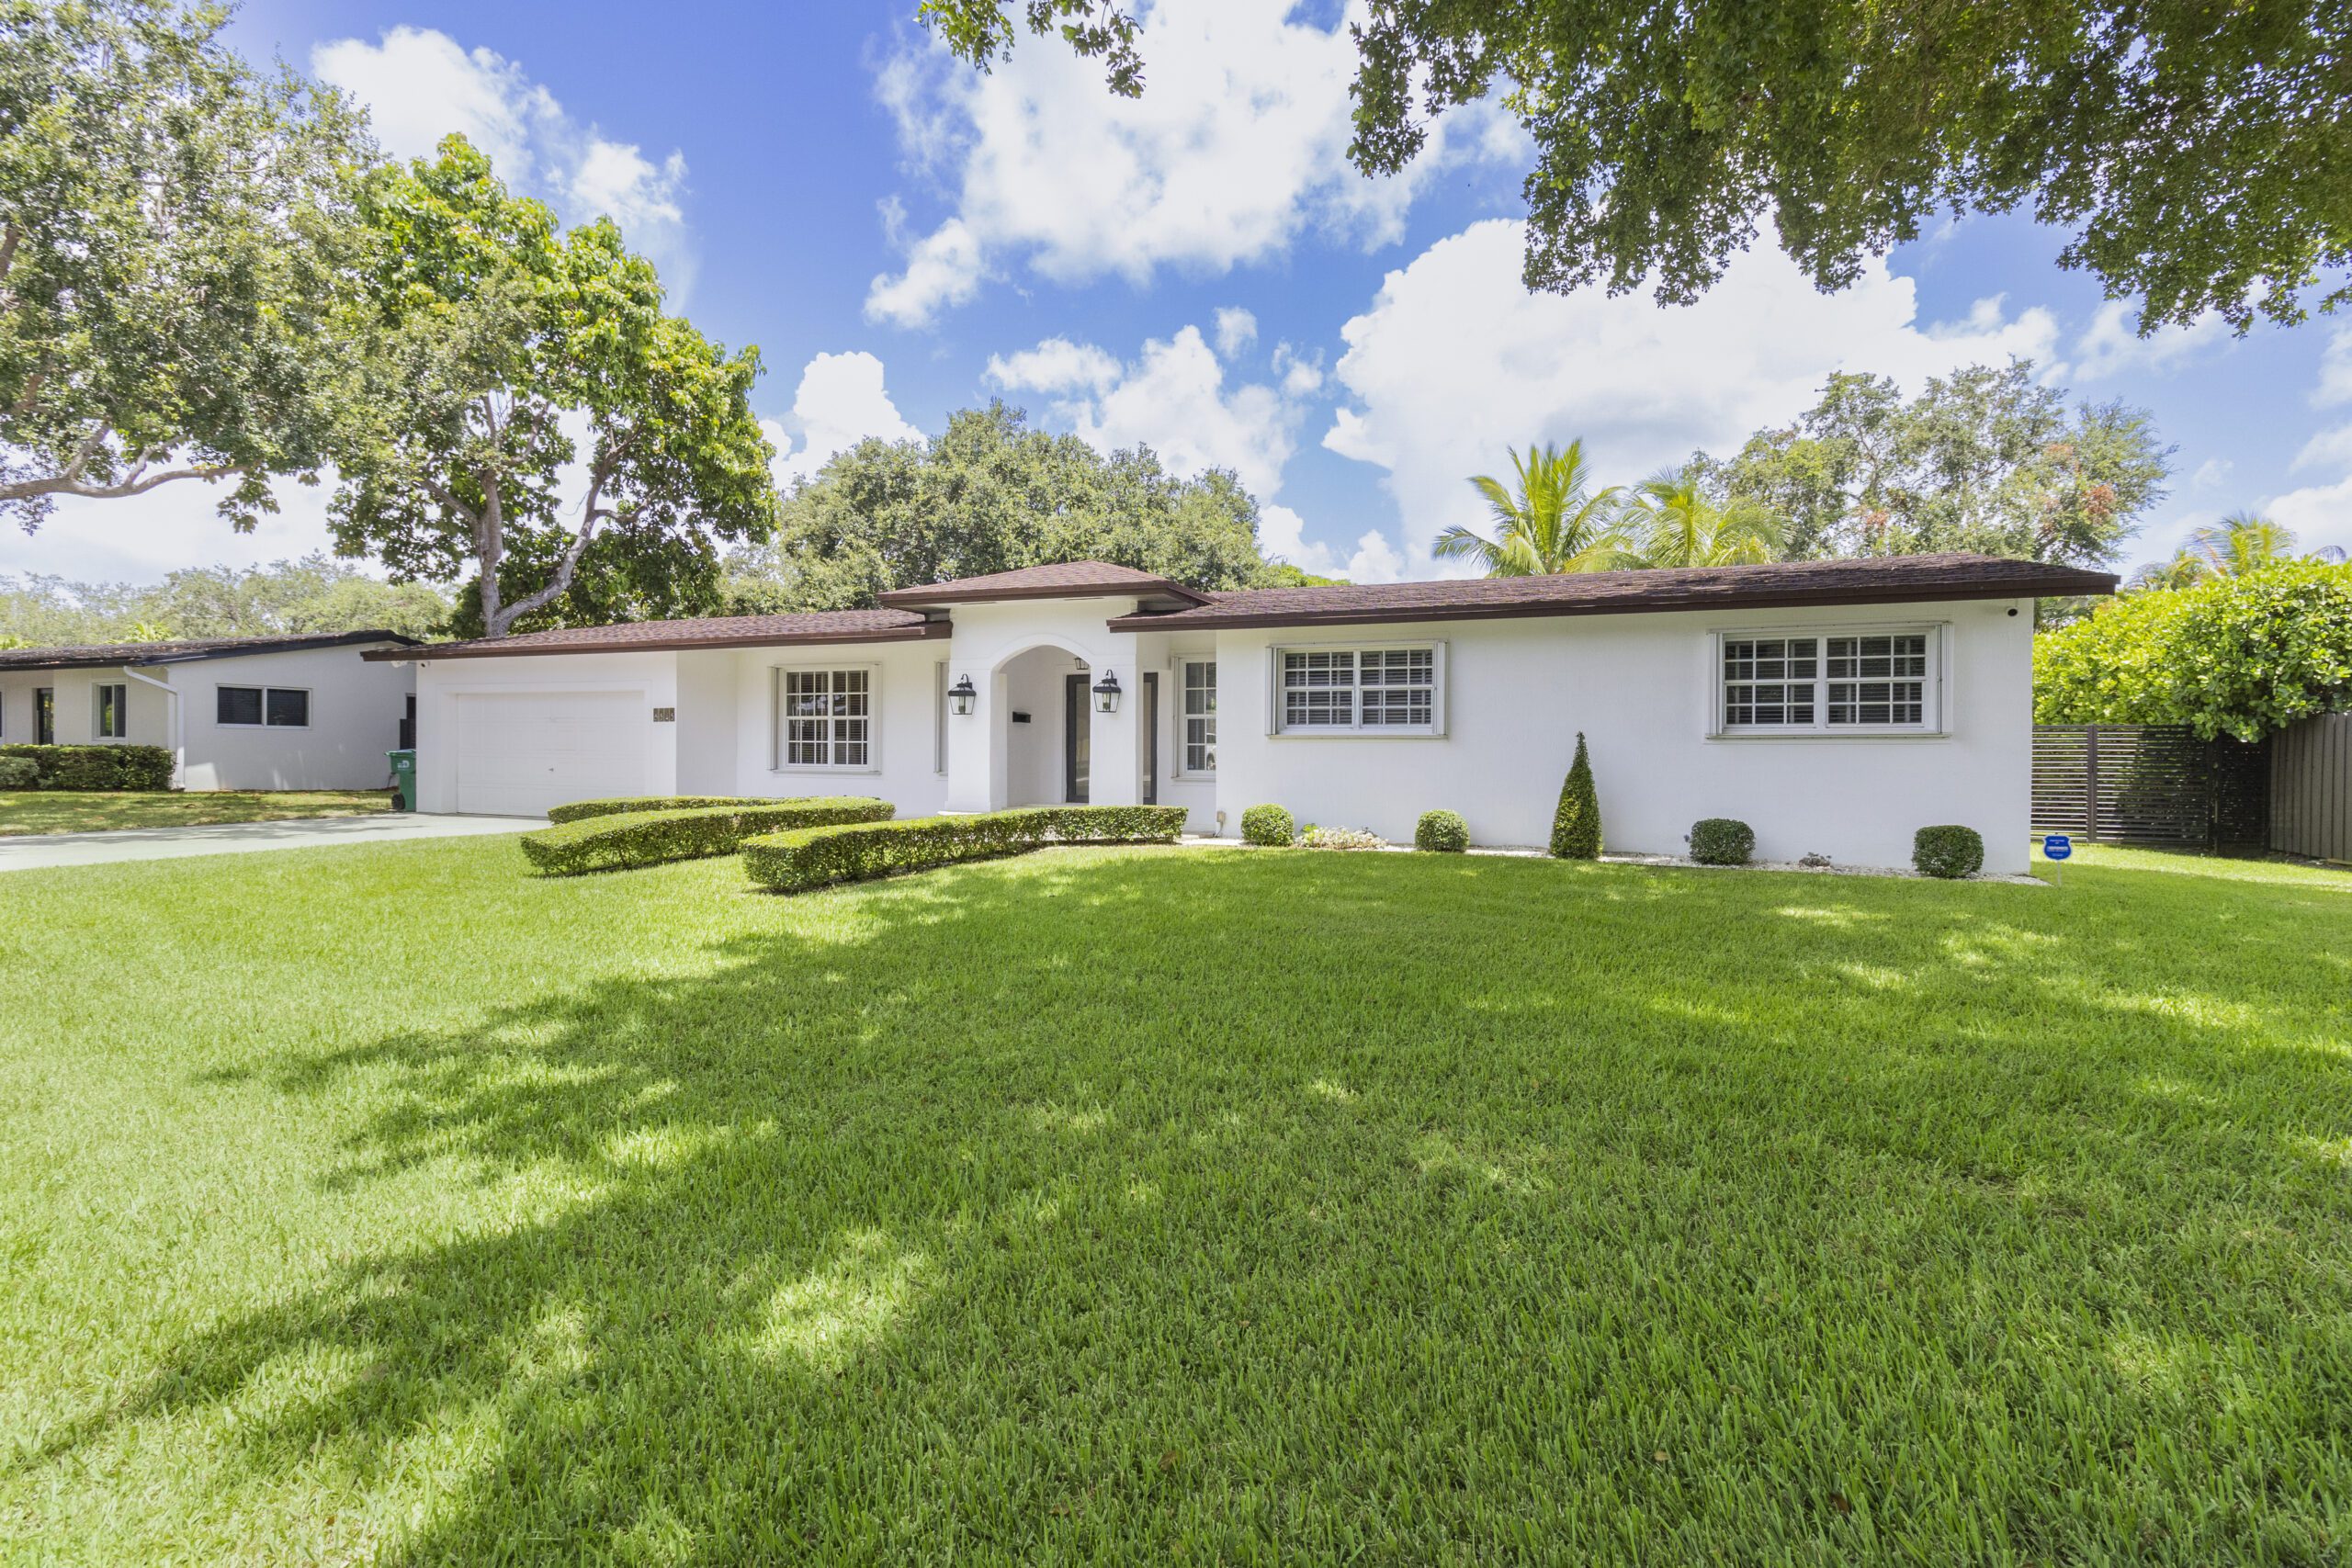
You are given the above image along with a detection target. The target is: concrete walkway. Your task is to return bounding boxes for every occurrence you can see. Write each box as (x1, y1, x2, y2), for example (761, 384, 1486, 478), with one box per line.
(0, 812, 543, 873)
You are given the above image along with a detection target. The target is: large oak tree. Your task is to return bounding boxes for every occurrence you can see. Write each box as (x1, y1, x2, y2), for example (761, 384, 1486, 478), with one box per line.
(328, 138, 776, 637)
(922, 0, 2352, 333)
(0, 0, 368, 532)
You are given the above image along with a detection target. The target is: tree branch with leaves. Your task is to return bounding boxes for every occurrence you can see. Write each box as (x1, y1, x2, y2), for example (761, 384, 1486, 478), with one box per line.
(0, 0, 372, 532)
(326, 138, 777, 637)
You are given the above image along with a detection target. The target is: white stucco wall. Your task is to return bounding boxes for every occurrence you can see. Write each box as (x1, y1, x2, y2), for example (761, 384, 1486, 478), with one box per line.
(178, 644, 416, 790)
(941, 599, 1147, 814)
(1209, 596, 2036, 873)
(724, 639, 952, 813)
(410, 649, 679, 814)
(1, 645, 413, 790)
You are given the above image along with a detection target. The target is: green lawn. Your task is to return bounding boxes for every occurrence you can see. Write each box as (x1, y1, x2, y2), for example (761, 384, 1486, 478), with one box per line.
(0, 788, 392, 837)
(4, 839, 2349, 1562)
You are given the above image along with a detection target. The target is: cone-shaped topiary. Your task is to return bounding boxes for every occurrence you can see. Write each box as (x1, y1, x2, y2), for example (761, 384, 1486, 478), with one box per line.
(1550, 732, 1601, 860)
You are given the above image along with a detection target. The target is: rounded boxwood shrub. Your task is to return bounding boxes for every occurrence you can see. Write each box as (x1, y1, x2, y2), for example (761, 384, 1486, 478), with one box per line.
(0, 756, 38, 790)
(1415, 808, 1468, 852)
(1913, 824, 1985, 879)
(1240, 804, 1295, 846)
(1689, 818, 1754, 866)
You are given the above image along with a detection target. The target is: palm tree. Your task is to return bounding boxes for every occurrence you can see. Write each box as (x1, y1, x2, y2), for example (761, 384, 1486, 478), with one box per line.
(2128, 511, 2346, 590)
(1434, 441, 1625, 576)
(1620, 469, 1783, 569)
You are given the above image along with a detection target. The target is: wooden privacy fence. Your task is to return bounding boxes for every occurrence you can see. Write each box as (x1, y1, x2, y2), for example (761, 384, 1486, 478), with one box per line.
(2031, 725, 2269, 848)
(2269, 713, 2352, 863)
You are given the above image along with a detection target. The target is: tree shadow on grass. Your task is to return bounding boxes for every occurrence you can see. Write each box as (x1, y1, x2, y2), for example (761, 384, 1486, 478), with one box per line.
(29, 851, 2352, 1562)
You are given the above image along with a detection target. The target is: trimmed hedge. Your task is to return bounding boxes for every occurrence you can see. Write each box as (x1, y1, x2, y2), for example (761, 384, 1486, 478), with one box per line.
(1913, 824, 1985, 880)
(545, 795, 774, 826)
(520, 797, 894, 874)
(743, 804, 1189, 894)
(1689, 818, 1755, 866)
(0, 743, 175, 792)
(1240, 804, 1294, 846)
(0, 757, 38, 790)
(1415, 809, 1469, 852)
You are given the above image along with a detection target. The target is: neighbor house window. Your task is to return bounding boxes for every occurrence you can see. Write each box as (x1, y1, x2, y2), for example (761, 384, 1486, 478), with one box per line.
(1180, 658, 1216, 773)
(1717, 630, 1936, 734)
(1273, 644, 1442, 735)
(777, 667, 873, 768)
(216, 685, 310, 728)
(95, 682, 130, 739)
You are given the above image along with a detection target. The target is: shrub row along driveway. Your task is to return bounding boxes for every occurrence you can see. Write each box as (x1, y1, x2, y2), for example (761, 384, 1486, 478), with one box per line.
(4, 840, 2348, 1562)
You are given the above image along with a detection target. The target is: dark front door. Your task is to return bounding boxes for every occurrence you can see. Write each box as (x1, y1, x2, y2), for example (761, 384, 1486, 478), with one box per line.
(35, 687, 54, 745)
(399, 694, 416, 750)
(1064, 673, 1091, 803)
(1140, 671, 1158, 805)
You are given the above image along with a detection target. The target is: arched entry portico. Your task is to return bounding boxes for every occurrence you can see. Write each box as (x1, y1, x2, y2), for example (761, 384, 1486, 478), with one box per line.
(938, 602, 1148, 815)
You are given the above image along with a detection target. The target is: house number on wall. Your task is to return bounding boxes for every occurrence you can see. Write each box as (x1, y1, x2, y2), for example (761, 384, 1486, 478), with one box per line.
(652, 707, 675, 723)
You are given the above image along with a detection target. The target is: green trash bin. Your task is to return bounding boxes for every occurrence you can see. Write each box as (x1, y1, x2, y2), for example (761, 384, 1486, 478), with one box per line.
(387, 749, 417, 812)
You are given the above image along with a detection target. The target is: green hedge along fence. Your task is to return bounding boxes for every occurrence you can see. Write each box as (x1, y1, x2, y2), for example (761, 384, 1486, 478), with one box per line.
(543, 795, 777, 826)
(521, 797, 894, 874)
(0, 744, 175, 792)
(744, 804, 1189, 893)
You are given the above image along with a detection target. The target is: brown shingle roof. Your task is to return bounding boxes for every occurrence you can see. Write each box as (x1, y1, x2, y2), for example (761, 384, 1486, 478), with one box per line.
(1108, 554, 2119, 631)
(0, 629, 416, 671)
(363, 607, 945, 661)
(878, 559, 1208, 608)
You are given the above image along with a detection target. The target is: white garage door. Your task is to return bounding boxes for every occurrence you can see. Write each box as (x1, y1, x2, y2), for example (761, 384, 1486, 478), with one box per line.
(455, 690, 646, 818)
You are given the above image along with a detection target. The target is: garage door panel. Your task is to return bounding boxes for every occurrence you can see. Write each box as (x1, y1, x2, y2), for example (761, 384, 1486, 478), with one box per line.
(456, 691, 645, 817)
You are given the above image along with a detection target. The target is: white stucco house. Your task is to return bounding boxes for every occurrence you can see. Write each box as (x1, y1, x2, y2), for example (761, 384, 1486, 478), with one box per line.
(0, 631, 421, 790)
(369, 554, 2113, 874)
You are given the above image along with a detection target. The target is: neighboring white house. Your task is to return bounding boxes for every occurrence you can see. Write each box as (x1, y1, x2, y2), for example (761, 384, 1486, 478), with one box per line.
(369, 556, 2117, 874)
(0, 631, 421, 791)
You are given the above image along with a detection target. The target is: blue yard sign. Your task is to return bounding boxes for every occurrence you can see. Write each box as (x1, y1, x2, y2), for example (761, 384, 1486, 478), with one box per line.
(2042, 834, 2073, 861)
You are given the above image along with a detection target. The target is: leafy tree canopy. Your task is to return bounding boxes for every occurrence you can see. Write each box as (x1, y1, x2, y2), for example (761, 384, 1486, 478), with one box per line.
(726, 401, 1285, 612)
(0, 552, 453, 644)
(1, 0, 371, 532)
(2033, 560, 2352, 740)
(1698, 362, 2170, 568)
(328, 138, 775, 637)
(923, 0, 2352, 333)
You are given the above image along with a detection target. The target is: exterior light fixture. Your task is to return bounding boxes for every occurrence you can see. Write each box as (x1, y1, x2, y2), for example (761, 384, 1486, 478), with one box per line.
(1091, 670, 1122, 714)
(948, 674, 978, 716)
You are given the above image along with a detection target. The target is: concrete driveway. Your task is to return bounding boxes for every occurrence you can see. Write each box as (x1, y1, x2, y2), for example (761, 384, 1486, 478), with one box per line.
(0, 812, 544, 873)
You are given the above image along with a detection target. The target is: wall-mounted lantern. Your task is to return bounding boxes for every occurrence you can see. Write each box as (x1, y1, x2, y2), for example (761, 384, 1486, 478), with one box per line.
(947, 674, 978, 716)
(1091, 670, 1122, 714)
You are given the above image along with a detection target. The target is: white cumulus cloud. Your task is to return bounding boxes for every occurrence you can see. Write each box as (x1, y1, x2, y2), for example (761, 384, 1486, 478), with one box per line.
(313, 27, 697, 299)
(1321, 220, 2064, 576)
(1214, 307, 1259, 359)
(865, 0, 1516, 327)
(2068, 299, 2232, 383)
(766, 353, 924, 490)
(987, 324, 1302, 501)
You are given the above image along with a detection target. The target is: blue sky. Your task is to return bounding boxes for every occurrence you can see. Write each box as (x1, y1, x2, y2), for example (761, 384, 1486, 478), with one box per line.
(10, 0, 2350, 587)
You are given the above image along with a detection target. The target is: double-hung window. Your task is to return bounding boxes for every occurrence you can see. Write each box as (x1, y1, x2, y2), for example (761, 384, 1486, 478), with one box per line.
(1717, 629, 1938, 734)
(777, 667, 874, 769)
(94, 682, 130, 739)
(1179, 657, 1216, 773)
(216, 685, 310, 728)
(1273, 644, 1442, 735)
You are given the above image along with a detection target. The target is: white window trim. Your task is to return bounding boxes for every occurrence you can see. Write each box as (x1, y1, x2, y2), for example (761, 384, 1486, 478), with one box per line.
(1170, 650, 1217, 777)
(771, 661, 882, 774)
(214, 682, 312, 730)
(1707, 623, 1950, 739)
(933, 660, 949, 776)
(93, 681, 130, 740)
(1265, 639, 1447, 738)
